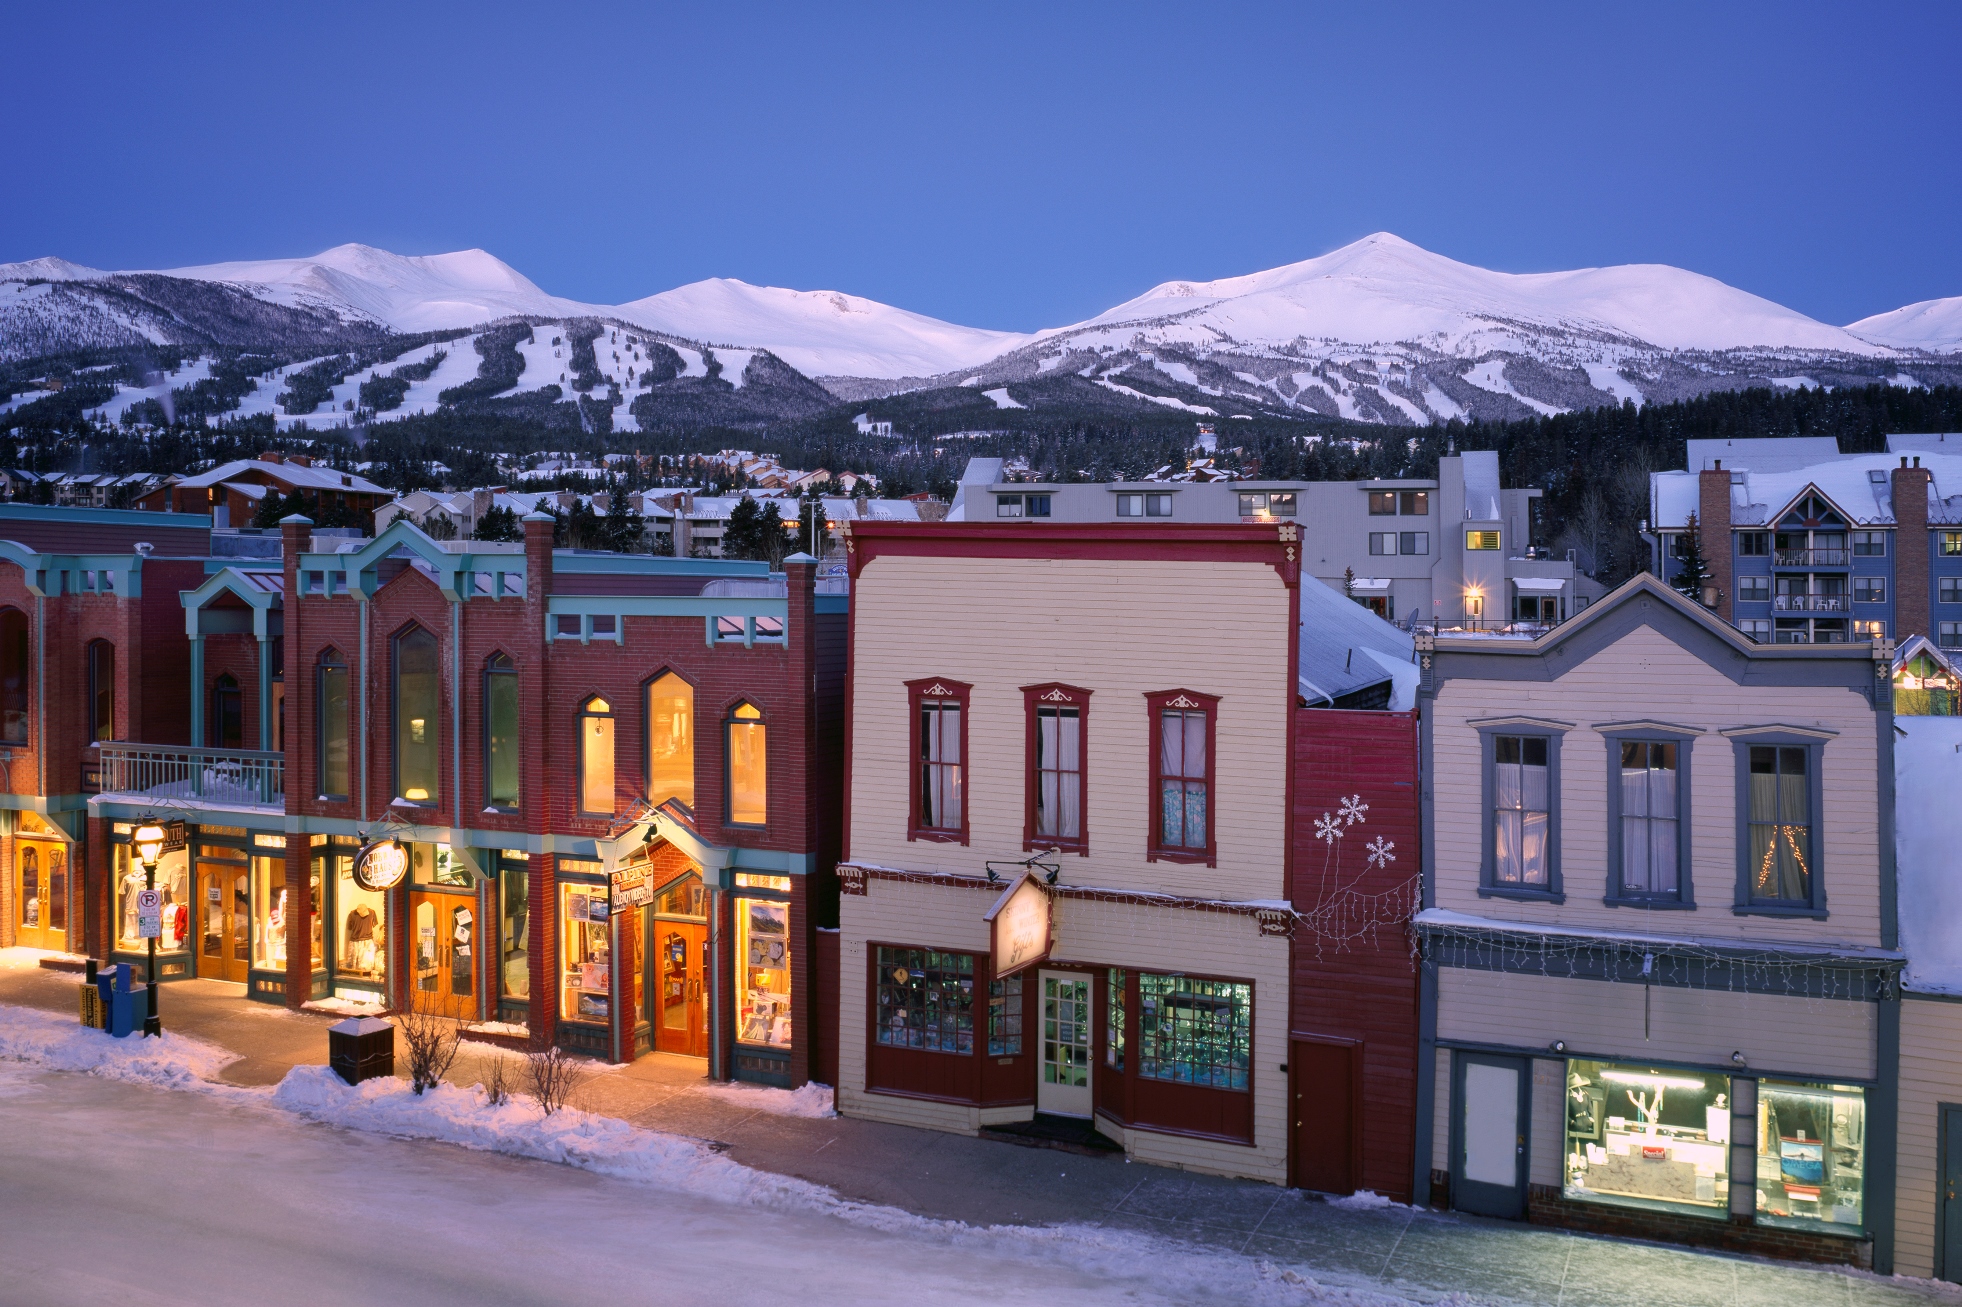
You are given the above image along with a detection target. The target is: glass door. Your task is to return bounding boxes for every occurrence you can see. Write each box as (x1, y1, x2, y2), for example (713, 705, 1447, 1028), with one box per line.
(14, 840, 66, 952)
(1038, 970, 1092, 1117)
(195, 861, 250, 983)
(410, 891, 476, 1019)
(650, 922, 707, 1057)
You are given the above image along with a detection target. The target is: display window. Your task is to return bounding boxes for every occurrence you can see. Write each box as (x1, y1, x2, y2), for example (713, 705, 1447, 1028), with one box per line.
(1106, 968, 1126, 1071)
(500, 854, 529, 1000)
(1137, 973, 1250, 1090)
(1755, 1079, 1865, 1232)
(116, 845, 189, 953)
(251, 856, 288, 969)
(410, 843, 472, 888)
(336, 856, 388, 983)
(874, 947, 974, 1053)
(988, 974, 1023, 1056)
(561, 882, 611, 1022)
(653, 873, 707, 919)
(1563, 1060, 1730, 1218)
(735, 897, 791, 1048)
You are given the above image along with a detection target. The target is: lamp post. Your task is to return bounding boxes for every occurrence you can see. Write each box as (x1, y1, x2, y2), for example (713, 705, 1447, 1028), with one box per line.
(132, 818, 166, 1037)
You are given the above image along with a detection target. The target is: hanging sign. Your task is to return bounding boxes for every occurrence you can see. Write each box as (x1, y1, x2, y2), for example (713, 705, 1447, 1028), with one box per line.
(352, 839, 408, 891)
(984, 871, 1052, 979)
(610, 863, 653, 910)
(135, 888, 163, 940)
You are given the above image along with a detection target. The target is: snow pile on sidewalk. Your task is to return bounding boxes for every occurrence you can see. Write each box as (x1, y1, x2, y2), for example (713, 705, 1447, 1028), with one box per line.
(273, 1065, 837, 1211)
(694, 1078, 837, 1118)
(0, 1003, 237, 1089)
(0, 946, 82, 971)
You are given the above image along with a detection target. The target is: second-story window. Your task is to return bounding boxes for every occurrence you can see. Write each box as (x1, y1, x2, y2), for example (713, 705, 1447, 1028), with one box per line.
(1492, 736, 1550, 887)
(1618, 742, 1679, 896)
(394, 625, 440, 805)
(908, 678, 970, 842)
(1738, 532, 1771, 556)
(726, 701, 767, 826)
(1853, 531, 1887, 557)
(317, 649, 349, 800)
(645, 671, 694, 810)
(484, 653, 518, 810)
(87, 640, 114, 742)
(1025, 685, 1089, 850)
(1748, 746, 1813, 905)
(0, 608, 25, 745)
(1150, 691, 1217, 861)
(579, 695, 615, 816)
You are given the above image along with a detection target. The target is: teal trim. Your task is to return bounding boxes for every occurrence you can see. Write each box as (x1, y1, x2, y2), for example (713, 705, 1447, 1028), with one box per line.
(0, 537, 147, 598)
(203, 560, 281, 574)
(814, 594, 848, 614)
(0, 793, 92, 814)
(550, 553, 769, 577)
(546, 594, 788, 619)
(0, 502, 211, 529)
(88, 797, 286, 829)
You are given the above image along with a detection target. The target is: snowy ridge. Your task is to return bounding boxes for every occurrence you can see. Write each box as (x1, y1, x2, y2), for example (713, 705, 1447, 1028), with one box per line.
(1848, 295, 1962, 353)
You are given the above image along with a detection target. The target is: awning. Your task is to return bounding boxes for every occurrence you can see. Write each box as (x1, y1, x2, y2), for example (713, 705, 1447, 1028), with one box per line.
(1347, 577, 1393, 593)
(1511, 577, 1567, 594)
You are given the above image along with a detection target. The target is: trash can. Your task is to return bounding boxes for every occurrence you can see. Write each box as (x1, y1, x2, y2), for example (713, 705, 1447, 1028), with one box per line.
(328, 1016, 395, 1085)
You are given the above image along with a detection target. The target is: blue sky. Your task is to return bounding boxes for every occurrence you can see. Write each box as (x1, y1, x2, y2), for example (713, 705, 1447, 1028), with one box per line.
(4, 1, 1957, 332)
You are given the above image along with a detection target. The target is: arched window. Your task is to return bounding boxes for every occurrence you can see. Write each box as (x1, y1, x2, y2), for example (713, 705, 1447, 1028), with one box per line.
(317, 648, 349, 799)
(87, 640, 115, 742)
(579, 695, 615, 816)
(726, 701, 766, 826)
(644, 672, 694, 811)
(0, 608, 28, 744)
(210, 674, 242, 749)
(394, 627, 440, 805)
(484, 654, 519, 810)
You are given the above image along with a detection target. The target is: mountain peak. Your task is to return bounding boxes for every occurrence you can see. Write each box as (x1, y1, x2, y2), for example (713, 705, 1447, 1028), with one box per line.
(0, 255, 109, 282)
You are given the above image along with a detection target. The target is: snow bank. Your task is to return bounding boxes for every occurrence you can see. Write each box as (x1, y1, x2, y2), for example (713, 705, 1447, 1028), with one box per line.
(0, 1003, 236, 1089)
(1897, 716, 1962, 994)
(693, 1078, 837, 1118)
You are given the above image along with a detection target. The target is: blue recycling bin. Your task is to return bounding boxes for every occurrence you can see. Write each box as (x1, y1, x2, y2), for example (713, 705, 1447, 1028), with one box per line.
(94, 963, 147, 1038)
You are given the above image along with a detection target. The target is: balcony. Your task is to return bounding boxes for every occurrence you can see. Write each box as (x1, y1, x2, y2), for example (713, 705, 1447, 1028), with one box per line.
(1773, 548, 1850, 568)
(1772, 594, 1849, 613)
(93, 743, 284, 810)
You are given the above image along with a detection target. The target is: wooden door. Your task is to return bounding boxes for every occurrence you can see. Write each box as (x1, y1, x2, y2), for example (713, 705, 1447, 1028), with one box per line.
(14, 841, 66, 952)
(1452, 1051, 1528, 1219)
(411, 892, 476, 1020)
(1290, 1039, 1358, 1194)
(1037, 971, 1093, 1117)
(1943, 1105, 1962, 1283)
(651, 922, 707, 1057)
(196, 863, 249, 983)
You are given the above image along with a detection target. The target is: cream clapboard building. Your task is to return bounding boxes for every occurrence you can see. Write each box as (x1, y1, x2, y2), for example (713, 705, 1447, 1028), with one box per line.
(1415, 574, 1902, 1269)
(834, 521, 1303, 1181)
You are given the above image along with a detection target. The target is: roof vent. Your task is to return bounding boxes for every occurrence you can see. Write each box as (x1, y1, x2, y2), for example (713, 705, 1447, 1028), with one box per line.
(134, 542, 152, 556)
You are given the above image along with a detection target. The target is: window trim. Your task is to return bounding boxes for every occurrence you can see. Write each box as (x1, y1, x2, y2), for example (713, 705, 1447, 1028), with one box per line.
(1145, 688, 1220, 867)
(0, 606, 27, 746)
(723, 699, 769, 829)
(906, 677, 971, 845)
(1474, 718, 1569, 902)
(391, 623, 441, 808)
(1728, 727, 1831, 918)
(1600, 723, 1698, 909)
(576, 692, 616, 818)
(315, 647, 350, 801)
(482, 651, 519, 812)
(641, 666, 697, 815)
(1021, 682, 1092, 855)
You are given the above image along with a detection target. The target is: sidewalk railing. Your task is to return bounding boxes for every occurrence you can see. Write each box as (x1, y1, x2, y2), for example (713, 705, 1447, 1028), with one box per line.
(93, 743, 284, 807)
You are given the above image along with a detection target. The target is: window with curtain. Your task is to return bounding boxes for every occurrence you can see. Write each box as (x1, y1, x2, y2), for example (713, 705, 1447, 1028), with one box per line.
(727, 702, 766, 825)
(0, 608, 26, 745)
(579, 695, 615, 815)
(1158, 708, 1208, 851)
(317, 650, 349, 799)
(394, 626, 439, 805)
(1493, 735, 1549, 885)
(645, 672, 694, 810)
(919, 697, 963, 831)
(210, 674, 242, 749)
(484, 654, 519, 809)
(1749, 746, 1812, 902)
(87, 640, 114, 742)
(1034, 705, 1081, 842)
(1619, 741, 1678, 895)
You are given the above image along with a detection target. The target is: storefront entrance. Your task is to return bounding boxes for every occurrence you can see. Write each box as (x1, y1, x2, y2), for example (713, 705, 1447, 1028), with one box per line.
(410, 891, 476, 1020)
(13, 839, 67, 952)
(651, 921, 707, 1057)
(1038, 970, 1092, 1117)
(1290, 1038, 1359, 1194)
(1452, 1051, 1528, 1219)
(195, 859, 250, 983)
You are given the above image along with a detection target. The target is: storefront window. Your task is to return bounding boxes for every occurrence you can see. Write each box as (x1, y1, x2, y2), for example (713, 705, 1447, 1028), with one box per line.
(251, 856, 287, 969)
(988, 974, 1023, 1055)
(116, 845, 189, 953)
(561, 882, 611, 1022)
(1563, 1060, 1730, 1218)
(410, 843, 472, 888)
(337, 856, 387, 983)
(1107, 968, 1126, 1071)
(654, 873, 706, 919)
(736, 897, 791, 1048)
(1137, 974, 1250, 1090)
(500, 854, 528, 1000)
(1756, 1080, 1865, 1232)
(874, 947, 973, 1053)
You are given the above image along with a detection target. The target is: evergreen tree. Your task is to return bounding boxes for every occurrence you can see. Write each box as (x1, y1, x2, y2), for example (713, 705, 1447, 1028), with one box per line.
(1672, 510, 1713, 603)
(721, 496, 765, 560)
(252, 487, 290, 528)
(797, 491, 833, 558)
(472, 503, 521, 542)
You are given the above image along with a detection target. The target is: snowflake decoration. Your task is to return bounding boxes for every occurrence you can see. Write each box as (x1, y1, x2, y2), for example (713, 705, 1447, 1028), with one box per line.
(1314, 812, 1344, 844)
(1366, 836, 1396, 868)
(1339, 794, 1369, 826)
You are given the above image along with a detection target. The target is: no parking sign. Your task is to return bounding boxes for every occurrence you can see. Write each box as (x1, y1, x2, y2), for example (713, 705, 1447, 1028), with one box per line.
(136, 889, 162, 939)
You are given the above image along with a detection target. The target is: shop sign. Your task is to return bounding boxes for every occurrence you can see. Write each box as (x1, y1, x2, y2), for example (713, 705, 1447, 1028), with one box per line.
(985, 872, 1052, 978)
(353, 839, 408, 892)
(135, 888, 162, 939)
(610, 863, 653, 910)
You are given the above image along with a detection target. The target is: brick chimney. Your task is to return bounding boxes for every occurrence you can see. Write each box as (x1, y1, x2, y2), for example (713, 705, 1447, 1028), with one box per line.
(278, 511, 313, 1008)
(520, 509, 557, 1051)
(1893, 458, 1934, 642)
(1697, 461, 1734, 617)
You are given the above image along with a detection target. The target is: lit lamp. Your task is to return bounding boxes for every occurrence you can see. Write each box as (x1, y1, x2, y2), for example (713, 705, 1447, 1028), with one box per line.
(132, 818, 167, 1037)
(1464, 587, 1484, 621)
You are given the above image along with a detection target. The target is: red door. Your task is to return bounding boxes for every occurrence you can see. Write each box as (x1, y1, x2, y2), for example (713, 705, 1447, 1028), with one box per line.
(1290, 1039, 1358, 1193)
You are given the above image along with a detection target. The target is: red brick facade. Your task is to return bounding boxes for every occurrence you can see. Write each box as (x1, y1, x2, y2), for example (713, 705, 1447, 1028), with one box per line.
(1697, 466, 1733, 618)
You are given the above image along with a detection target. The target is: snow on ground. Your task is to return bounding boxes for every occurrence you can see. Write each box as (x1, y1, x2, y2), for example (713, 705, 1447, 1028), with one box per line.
(1421, 383, 1465, 421)
(1771, 376, 1820, 390)
(1582, 361, 1643, 406)
(1462, 360, 1567, 417)
(79, 356, 216, 423)
(1898, 716, 1962, 995)
(0, 1001, 237, 1089)
(707, 346, 753, 388)
(1890, 372, 1926, 390)
(693, 1078, 837, 1118)
(1094, 378, 1217, 416)
(1368, 385, 1431, 426)
(982, 387, 1025, 409)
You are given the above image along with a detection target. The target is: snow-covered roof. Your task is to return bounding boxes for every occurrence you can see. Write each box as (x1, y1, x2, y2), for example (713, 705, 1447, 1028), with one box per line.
(1651, 449, 1962, 529)
(1897, 715, 1962, 994)
(1299, 577, 1417, 710)
(174, 458, 389, 497)
(1460, 449, 1501, 521)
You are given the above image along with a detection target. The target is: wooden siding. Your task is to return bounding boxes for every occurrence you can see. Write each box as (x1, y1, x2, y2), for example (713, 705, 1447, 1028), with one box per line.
(848, 555, 1293, 903)
(1431, 623, 1885, 949)
(1894, 997, 1962, 1278)
(1438, 969, 1877, 1081)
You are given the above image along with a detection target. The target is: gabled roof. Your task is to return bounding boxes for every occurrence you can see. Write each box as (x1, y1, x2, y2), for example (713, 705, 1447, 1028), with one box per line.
(172, 458, 389, 496)
(180, 567, 283, 638)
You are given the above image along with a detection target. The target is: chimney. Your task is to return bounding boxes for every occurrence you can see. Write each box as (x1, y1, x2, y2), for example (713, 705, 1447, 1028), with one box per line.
(286, 454, 312, 467)
(259, 451, 284, 464)
(1892, 463, 1934, 641)
(1697, 465, 1734, 619)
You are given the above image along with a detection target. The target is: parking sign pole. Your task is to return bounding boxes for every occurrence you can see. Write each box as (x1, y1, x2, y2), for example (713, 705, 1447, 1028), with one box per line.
(143, 854, 159, 1037)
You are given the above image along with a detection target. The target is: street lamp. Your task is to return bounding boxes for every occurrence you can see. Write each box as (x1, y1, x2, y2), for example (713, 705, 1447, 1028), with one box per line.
(132, 818, 166, 1037)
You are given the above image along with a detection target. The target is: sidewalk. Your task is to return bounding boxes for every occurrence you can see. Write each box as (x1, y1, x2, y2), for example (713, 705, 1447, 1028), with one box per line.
(2, 954, 1951, 1307)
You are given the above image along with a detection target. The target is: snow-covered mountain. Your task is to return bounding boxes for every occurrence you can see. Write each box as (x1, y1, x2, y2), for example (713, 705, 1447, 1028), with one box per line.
(1847, 295, 1962, 352)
